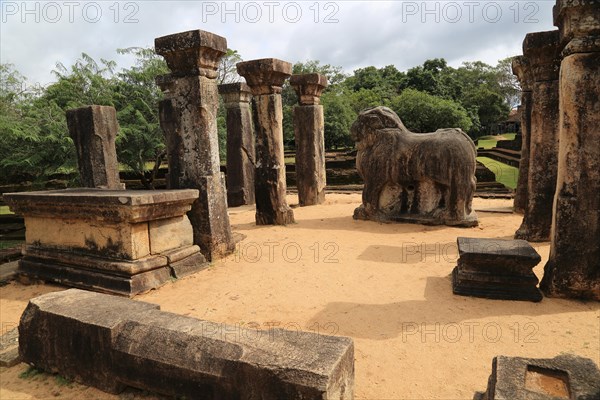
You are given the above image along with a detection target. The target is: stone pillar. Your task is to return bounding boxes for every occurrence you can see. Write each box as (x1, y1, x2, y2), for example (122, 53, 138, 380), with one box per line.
(540, 0, 600, 300)
(155, 30, 234, 260)
(515, 30, 561, 242)
(290, 73, 328, 206)
(66, 105, 124, 190)
(236, 59, 295, 225)
(511, 56, 533, 214)
(218, 82, 255, 207)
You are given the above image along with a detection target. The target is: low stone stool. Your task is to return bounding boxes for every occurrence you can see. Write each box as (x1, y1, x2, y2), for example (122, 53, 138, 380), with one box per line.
(3, 189, 206, 296)
(473, 354, 600, 399)
(452, 237, 543, 302)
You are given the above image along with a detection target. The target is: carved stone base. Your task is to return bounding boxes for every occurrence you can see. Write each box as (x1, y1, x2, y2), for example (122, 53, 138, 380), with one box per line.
(353, 204, 479, 228)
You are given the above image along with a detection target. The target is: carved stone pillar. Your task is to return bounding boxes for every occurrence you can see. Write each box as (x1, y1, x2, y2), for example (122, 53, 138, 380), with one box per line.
(290, 73, 328, 206)
(511, 56, 533, 214)
(515, 30, 561, 242)
(540, 0, 600, 300)
(237, 58, 294, 225)
(219, 82, 255, 207)
(155, 29, 234, 260)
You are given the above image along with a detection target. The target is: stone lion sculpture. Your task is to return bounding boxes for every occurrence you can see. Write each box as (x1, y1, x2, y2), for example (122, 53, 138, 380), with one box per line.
(351, 106, 478, 227)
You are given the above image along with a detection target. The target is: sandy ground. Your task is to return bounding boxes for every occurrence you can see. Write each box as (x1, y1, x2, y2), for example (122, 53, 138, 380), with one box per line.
(1, 193, 598, 400)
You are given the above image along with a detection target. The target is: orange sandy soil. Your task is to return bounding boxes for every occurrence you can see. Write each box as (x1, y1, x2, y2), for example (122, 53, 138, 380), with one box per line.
(1, 193, 598, 400)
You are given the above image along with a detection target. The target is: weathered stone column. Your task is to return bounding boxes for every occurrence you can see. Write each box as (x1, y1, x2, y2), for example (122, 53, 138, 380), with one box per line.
(155, 30, 234, 260)
(290, 73, 328, 206)
(515, 30, 561, 242)
(66, 105, 124, 189)
(540, 0, 600, 300)
(218, 82, 255, 207)
(511, 56, 534, 214)
(237, 59, 295, 225)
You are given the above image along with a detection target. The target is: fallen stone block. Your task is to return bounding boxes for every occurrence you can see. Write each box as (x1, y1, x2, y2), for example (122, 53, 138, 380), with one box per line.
(452, 237, 543, 302)
(475, 354, 600, 400)
(0, 327, 20, 367)
(19, 289, 355, 399)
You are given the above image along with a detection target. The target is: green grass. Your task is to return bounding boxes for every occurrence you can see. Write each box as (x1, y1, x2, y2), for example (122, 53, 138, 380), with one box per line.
(0, 240, 23, 250)
(476, 133, 517, 149)
(477, 156, 519, 189)
(0, 206, 13, 215)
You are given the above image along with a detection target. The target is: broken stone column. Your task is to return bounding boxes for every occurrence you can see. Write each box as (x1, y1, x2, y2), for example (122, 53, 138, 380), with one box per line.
(290, 73, 328, 206)
(20, 289, 355, 399)
(218, 82, 255, 207)
(237, 59, 295, 225)
(511, 56, 533, 214)
(515, 30, 561, 242)
(66, 105, 124, 189)
(540, 0, 600, 300)
(155, 30, 234, 260)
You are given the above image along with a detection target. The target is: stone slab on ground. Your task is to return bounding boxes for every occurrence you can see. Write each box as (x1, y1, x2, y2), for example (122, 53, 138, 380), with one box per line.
(19, 289, 355, 399)
(0, 327, 20, 367)
(452, 237, 543, 302)
(475, 354, 600, 400)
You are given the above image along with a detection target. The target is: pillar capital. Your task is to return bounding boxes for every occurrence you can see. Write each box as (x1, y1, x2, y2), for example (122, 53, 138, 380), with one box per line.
(155, 30, 227, 79)
(236, 58, 292, 95)
(554, 0, 600, 56)
(511, 56, 534, 92)
(218, 82, 252, 105)
(290, 73, 328, 105)
(523, 30, 561, 82)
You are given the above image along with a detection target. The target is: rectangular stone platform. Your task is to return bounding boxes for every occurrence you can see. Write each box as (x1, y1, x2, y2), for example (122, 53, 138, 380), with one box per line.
(3, 189, 206, 296)
(19, 289, 355, 399)
(452, 237, 543, 302)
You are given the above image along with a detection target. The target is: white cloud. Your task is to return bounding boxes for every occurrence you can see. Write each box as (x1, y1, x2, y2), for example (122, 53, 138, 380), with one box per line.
(0, 0, 556, 85)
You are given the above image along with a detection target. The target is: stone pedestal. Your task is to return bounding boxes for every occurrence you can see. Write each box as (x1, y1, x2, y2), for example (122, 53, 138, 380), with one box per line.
(290, 73, 328, 206)
(19, 289, 355, 399)
(515, 30, 561, 242)
(237, 58, 295, 225)
(66, 105, 124, 190)
(3, 189, 205, 296)
(511, 56, 533, 214)
(473, 354, 600, 400)
(155, 30, 234, 260)
(219, 82, 255, 207)
(540, 0, 600, 300)
(452, 237, 543, 302)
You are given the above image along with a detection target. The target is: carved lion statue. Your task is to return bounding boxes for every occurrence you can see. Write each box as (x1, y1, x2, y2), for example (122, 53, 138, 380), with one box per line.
(351, 106, 478, 227)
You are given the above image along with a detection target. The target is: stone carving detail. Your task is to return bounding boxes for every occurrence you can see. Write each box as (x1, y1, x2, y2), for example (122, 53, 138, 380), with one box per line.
(351, 107, 478, 227)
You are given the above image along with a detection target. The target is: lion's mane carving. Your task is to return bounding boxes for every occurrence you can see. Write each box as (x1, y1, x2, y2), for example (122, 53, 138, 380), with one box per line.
(351, 106, 478, 227)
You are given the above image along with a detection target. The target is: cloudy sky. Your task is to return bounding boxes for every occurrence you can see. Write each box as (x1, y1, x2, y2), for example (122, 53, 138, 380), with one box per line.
(1, 0, 555, 86)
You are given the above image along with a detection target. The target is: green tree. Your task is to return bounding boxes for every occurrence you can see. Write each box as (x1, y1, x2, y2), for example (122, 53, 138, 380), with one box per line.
(388, 89, 473, 133)
(321, 91, 356, 149)
(113, 47, 169, 188)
